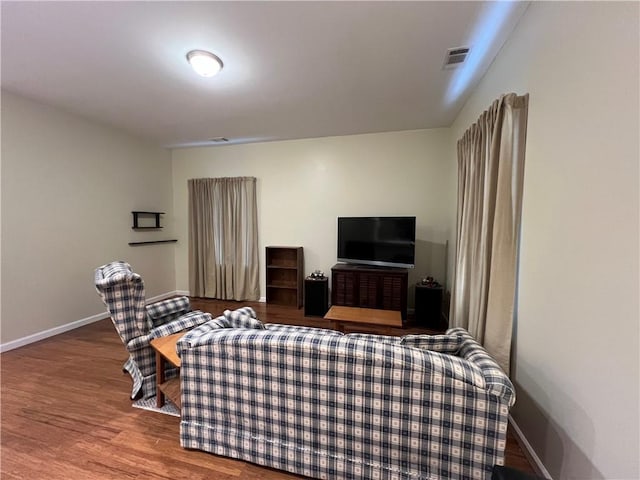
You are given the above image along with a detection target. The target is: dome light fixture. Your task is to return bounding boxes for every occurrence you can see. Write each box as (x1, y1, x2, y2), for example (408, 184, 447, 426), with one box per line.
(186, 50, 223, 77)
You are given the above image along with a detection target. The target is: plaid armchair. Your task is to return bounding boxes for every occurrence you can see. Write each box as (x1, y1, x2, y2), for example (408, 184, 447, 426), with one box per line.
(94, 260, 212, 399)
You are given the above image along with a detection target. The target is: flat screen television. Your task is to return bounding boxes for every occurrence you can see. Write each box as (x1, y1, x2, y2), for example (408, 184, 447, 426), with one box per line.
(337, 216, 416, 269)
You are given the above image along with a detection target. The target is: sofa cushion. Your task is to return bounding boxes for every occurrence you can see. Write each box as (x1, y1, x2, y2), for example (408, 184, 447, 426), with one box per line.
(265, 324, 343, 336)
(400, 334, 461, 354)
(229, 306, 258, 318)
(346, 333, 399, 345)
(223, 309, 265, 329)
(177, 315, 231, 350)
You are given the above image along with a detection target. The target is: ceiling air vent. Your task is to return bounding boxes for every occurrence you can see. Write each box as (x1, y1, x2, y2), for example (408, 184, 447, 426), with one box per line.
(443, 46, 470, 69)
(209, 137, 229, 143)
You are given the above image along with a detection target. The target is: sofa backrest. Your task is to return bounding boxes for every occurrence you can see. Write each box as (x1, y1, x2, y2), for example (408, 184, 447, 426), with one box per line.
(180, 325, 514, 405)
(400, 327, 515, 406)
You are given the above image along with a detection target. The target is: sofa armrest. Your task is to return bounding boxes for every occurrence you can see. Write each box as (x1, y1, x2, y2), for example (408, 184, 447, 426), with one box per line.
(458, 338, 516, 406)
(405, 329, 515, 406)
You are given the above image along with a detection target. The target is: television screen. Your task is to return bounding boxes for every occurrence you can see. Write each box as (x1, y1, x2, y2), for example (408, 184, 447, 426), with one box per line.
(337, 216, 416, 269)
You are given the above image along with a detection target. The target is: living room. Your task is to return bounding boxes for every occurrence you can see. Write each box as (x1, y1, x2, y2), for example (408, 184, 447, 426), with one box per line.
(1, 2, 638, 480)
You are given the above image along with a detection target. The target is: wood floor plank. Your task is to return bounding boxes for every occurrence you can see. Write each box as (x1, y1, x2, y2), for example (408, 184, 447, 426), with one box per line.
(1, 299, 537, 478)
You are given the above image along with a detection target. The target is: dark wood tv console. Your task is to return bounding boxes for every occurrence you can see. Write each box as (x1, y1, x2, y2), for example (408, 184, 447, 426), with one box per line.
(331, 263, 408, 321)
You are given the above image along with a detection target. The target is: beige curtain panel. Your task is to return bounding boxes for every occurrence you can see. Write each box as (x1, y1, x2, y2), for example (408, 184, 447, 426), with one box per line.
(188, 177, 260, 301)
(450, 93, 529, 375)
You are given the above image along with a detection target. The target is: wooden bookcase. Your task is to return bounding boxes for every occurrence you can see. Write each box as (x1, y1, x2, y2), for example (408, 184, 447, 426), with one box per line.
(331, 263, 408, 320)
(266, 246, 304, 308)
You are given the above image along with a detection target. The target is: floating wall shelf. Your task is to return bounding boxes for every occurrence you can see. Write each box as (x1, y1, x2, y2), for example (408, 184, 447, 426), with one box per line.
(132, 211, 164, 229)
(128, 240, 178, 246)
(129, 211, 176, 246)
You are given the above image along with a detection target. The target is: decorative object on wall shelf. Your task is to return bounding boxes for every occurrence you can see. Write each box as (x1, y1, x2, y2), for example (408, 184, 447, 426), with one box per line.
(132, 211, 164, 229)
(129, 211, 177, 246)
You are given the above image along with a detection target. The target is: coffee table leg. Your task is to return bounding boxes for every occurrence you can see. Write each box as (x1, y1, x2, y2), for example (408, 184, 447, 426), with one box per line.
(156, 350, 165, 408)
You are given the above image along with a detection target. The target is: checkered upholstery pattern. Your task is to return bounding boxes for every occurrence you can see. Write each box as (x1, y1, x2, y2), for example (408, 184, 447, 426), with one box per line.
(179, 325, 515, 480)
(146, 296, 191, 326)
(228, 306, 258, 318)
(400, 333, 462, 353)
(94, 261, 212, 399)
(223, 309, 266, 329)
(264, 324, 344, 336)
(178, 315, 231, 348)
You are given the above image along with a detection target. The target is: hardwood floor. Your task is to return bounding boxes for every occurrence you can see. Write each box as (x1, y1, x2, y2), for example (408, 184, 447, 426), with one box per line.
(1, 299, 537, 479)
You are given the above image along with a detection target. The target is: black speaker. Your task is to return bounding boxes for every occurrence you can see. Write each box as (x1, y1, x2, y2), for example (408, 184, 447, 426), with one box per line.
(304, 277, 329, 317)
(414, 283, 443, 328)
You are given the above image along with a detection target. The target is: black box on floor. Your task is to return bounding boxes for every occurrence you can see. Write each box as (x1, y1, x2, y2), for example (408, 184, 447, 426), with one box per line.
(414, 283, 443, 328)
(304, 277, 329, 317)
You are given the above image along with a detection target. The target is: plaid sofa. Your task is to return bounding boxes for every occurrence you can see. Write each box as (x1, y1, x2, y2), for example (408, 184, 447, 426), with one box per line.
(178, 311, 515, 480)
(94, 261, 212, 399)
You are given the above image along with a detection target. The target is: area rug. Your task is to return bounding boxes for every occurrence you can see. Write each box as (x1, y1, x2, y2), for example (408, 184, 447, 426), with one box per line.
(132, 396, 180, 417)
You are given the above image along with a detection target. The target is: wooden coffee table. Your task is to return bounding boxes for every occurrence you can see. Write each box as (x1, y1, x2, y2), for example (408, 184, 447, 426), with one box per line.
(150, 332, 184, 409)
(324, 306, 403, 333)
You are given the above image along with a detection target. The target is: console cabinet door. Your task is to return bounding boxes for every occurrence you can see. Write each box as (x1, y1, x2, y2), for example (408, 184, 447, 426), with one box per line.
(358, 273, 380, 309)
(382, 275, 403, 311)
(332, 271, 357, 306)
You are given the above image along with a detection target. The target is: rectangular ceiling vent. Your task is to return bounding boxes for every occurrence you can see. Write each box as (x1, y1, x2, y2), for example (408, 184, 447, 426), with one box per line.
(443, 46, 470, 69)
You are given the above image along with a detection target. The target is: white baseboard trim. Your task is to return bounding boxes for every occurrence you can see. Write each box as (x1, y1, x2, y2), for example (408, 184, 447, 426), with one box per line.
(0, 311, 107, 353)
(259, 296, 266, 303)
(0, 290, 182, 354)
(509, 414, 553, 479)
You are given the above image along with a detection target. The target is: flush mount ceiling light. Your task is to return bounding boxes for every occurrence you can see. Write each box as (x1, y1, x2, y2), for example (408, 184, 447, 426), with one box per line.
(186, 50, 223, 77)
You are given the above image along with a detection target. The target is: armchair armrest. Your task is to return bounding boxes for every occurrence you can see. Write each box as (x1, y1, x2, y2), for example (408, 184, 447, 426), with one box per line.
(126, 334, 153, 352)
(146, 296, 190, 326)
(149, 311, 212, 340)
(124, 310, 213, 352)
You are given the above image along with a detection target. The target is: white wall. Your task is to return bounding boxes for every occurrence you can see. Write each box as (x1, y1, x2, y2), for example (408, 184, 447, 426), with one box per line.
(1, 92, 177, 345)
(171, 129, 455, 302)
(450, 2, 639, 478)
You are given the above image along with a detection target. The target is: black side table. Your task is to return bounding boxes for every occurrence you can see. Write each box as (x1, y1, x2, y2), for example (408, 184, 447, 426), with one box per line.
(304, 277, 329, 317)
(414, 283, 443, 329)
